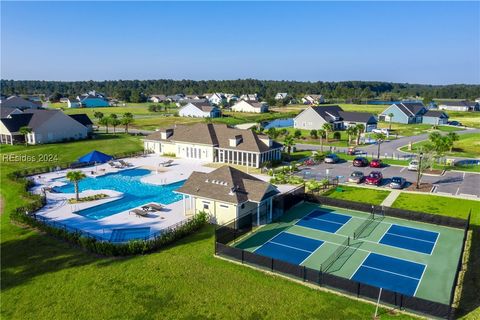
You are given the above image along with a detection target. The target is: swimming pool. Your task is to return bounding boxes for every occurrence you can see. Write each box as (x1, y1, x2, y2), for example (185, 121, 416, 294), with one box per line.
(54, 168, 185, 220)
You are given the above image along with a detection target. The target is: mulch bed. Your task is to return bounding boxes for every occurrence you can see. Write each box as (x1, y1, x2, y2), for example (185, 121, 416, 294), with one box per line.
(405, 182, 433, 192)
(422, 169, 444, 176)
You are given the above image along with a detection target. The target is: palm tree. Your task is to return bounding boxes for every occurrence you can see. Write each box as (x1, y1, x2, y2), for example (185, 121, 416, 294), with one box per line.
(99, 116, 110, 133)
(322, 123, 333, 143)
(345, 126, 357, 145)
(355, 124, 365, 145)
(66, 171, 86, 201)
(283, 135, 295, 160)
(109, 114, 121, 134)
(121, 112, 134, 133)
(446, 132, 459, 152)
(388, 112, 394, 130)
(19, 126, 32, 146)
(374, 132, 387, 158)
(317, 128, 325, 152)
(93, 111, 104, 122)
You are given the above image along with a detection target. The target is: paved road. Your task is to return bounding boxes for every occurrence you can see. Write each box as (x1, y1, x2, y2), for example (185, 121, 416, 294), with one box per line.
(297, 160, 480, 199)
(296, 127, 480, 161)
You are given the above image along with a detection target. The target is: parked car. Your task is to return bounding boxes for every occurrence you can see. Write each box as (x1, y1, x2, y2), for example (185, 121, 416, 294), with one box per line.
(389, 176, 407, 189)
(372, 128, 389, 135)
(365, 171, 383, 185)
(347, 147, 357, 155)
(447, 121, 462, 126)
(324, 154, 340, 164)
(348, 171, 364, 184)
(353, 157, 369, 167)
(369, 159, 383, 168)
(408, 160, 419, 171)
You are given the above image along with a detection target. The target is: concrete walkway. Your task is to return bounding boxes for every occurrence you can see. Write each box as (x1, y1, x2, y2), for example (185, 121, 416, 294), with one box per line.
(380, 189, 401, 207)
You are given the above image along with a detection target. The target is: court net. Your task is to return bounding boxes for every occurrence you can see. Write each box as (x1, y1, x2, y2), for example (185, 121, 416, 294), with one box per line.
(320, 236, 350, 273)
(353, 212, 375, 240)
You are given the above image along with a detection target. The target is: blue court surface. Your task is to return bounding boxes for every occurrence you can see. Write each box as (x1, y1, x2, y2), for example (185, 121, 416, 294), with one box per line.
(254, 232, 324, 265)
(380, 225, 439, 254)
(351, 253, 426, 296)
(296, 210, 351, 233)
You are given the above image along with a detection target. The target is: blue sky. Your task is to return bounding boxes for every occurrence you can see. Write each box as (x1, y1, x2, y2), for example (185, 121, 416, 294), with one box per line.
(1, 1, 479, 84)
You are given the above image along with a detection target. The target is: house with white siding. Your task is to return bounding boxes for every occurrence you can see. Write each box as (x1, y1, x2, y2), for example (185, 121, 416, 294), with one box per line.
(301, 94, 325, 105)
(239, 94, 258, 102)
(144, 123, 282, 168)
(275, 93, 288, 100)
(436, 100, 479, 112)
(149, 95, 167, 103)
(231, 100, 268, 113)
(178, 102, 221, 118)
(0, 109, 92, 145)
(208, 93, 226, 106)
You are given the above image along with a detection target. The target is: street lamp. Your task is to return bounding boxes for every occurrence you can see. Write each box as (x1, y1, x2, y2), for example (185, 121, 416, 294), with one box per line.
(416, 152, 424, 189)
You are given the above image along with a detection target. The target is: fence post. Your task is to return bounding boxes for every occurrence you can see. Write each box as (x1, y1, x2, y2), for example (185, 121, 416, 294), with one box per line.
(357, 282, 361, 297)
(271, 258, 274, 271)
(303, 265, 306, 282)
(241, 249, 244, 264)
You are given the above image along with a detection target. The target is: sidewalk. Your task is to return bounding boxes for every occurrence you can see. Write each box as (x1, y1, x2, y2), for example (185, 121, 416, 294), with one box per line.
(380, 189, 401, 207)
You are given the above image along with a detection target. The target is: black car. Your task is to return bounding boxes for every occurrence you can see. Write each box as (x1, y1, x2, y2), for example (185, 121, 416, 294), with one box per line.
(353, 157, 369, 167)
(448, 121, 462, 126)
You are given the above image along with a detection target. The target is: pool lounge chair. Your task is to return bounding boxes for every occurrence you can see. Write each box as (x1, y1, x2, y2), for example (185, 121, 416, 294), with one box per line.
(130, 209, 148, 217)
(119, 160, 131, 167)
(161, 160, 173, 167)
(146, 203, 163, 211)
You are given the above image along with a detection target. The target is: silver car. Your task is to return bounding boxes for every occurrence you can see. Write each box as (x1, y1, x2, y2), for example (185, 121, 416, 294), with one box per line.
(408, 160, 419, 171)
(390, 176, 406, 189)
(348, 171, 364, 184)
(324, 154, 340, 164)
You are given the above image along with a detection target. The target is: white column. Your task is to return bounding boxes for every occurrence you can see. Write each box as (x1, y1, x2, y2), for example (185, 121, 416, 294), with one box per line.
(256, 153, 260, 168)
(257, 202, 261, 225)
(183, 195, 186, 215)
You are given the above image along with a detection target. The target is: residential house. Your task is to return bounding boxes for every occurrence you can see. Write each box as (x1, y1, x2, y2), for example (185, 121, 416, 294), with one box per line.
(68, 90, 110, 108)
(68, 114, 94, 135)
(1, 107, 23, 118)
(0, 96, 41, 110)
(437, 100, 479, 112)
(176, 98, 208, 107)
(422, 110, 449, 125)
(0, 109, 92, 145)
(166, 94, 184, 103)
(224, 94, 239, 103)
(208, 93, 226, 106)
(294, 105, 377, 132)
(231, 100, 268, 113)
(144, 123, 282, 168)
(149, 95, 167, 103)
(59, 97, 69, 103)
(175, 165, 279, 225)
(178, 102, 221, 118)
(275, 93, 288, 100)
(239, 94, 258, 102)
(301, 94, 325, 105)
(379, 102, 427, 124)
(184, 94, 206, 100)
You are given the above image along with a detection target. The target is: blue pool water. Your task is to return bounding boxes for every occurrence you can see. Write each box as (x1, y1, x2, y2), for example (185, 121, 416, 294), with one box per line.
(54, 169, 185, 220)
(263, 118, 294, 129)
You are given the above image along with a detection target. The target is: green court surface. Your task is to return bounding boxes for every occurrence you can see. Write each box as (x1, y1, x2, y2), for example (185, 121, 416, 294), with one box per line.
(235, 202, 465, 305)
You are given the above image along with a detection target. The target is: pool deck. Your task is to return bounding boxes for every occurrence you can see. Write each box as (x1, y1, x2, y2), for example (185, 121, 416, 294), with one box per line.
(30, 154, 297, 241)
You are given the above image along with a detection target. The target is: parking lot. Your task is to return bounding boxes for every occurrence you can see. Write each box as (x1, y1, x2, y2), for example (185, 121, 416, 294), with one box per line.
(298, 160, 480, 198)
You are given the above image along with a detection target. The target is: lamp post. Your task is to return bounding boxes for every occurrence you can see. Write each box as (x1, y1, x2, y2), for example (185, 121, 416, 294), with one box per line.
(416, 152, 424, 189)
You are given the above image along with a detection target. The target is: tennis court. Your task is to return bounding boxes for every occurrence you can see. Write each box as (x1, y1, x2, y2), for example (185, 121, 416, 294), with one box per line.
(235, 202, 465, 305)
(379, 224, 438, 254)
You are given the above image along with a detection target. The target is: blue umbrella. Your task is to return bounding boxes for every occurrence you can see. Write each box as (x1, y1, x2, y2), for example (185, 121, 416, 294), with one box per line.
(78, 150, 113, 163)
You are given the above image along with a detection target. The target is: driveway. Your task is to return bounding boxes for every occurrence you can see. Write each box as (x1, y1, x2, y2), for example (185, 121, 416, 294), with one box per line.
(297, 160, 480, 198)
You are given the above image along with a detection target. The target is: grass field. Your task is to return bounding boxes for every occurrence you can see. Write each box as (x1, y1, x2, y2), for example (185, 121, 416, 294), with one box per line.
(0, 136, 416, 320)
(377, 122, 465, 137)
(322, 185, 391, 205)
(448, 112, 480, 129)
(400, 133, 480, 158)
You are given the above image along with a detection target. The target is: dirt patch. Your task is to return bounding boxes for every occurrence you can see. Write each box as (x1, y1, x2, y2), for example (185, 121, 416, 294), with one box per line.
(405, 182, 433, 192)
(423, 169, 444, 176)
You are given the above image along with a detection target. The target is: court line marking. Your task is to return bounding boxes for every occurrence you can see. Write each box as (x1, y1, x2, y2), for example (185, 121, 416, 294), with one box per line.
(309, 216, 345, 226)
(296, 221, 342, 234)
(431, 233, 439, 254)
(334, 216, 352, 234)
(414, 264, 427, 296)
(386, 231, 437, 244)
(390, 224, 440, 241)
(349, 252, 371, 279)
(300, 241, 325, 265)
(307, 210, 352, 224)
(361, 264, 422, 281)
(252, 231, 291, 252)
(378, 237, 433, 256)
(268, 241, 315, 254)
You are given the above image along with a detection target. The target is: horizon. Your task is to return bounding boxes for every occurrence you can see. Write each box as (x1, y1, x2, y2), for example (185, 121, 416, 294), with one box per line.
(1, 1, 479, 85)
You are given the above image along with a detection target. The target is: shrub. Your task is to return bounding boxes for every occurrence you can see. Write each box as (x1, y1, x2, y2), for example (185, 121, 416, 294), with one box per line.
(68, 193, 108, 204)
(333, 131, 341, 140)
(294, 129, 302, 139)
(310, 129, 318, 139)
(163, 152, 176, 158)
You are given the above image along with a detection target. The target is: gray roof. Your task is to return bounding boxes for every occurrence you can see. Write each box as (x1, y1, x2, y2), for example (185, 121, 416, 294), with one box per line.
(0, 96, 40, 109)
(69, 114, 93, 126)
(0, 109, 81, 133)
(188, 101, 217, 112)
(145, 123, 282, 152)
(393, 102, 426, 116)
(175, 166, 279, 204)
(423, 110, 449, 118)
(1, 106, 22, 118)
(310, 105, 343, 121)
(437, 100, 477, 107)
(338, 111, 377, 123)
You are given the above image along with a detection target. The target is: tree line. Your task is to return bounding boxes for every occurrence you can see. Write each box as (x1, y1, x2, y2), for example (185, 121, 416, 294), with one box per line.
(1, 79, 479, 102)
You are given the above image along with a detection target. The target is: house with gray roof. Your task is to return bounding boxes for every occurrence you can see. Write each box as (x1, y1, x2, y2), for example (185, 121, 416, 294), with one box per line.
(175, 165, 279, 224)
(68, 90, 109, 108)
(275, 93, 288, 100)
(0, 109, 92, 145)
(379, 102, 427, 124)
(144, 123, 282, 168)
(231, 100, 268, 113)
(422, 110, 449, 125)
(294, 105, 378, 132)
(0, 96, 42, 110)
(301, 94, 325, 105)
(437, 100, 479, 112)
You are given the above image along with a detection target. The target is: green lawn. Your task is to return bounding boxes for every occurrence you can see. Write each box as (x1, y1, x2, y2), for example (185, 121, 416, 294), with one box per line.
(0, 137, 415, 319)
(377, 122, 465, 137)
(448, 111, 480, 129)
(322, 185, 391, 205)
(400, 133, 480, 158)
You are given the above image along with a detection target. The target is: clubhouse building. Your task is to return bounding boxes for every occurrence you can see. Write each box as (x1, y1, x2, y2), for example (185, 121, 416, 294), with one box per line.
(144, 123, 282, 168)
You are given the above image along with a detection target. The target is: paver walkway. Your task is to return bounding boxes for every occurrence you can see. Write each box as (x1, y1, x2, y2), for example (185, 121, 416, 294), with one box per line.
(380, 190, 401, 207)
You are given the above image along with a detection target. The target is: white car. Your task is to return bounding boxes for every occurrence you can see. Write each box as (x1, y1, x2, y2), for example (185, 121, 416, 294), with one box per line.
(408, 160, 419, 171)
(372, 128, 389, 135)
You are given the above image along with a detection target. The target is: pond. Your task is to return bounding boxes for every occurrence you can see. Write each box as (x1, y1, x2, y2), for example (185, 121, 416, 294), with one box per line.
(263, 118, 294, 129)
